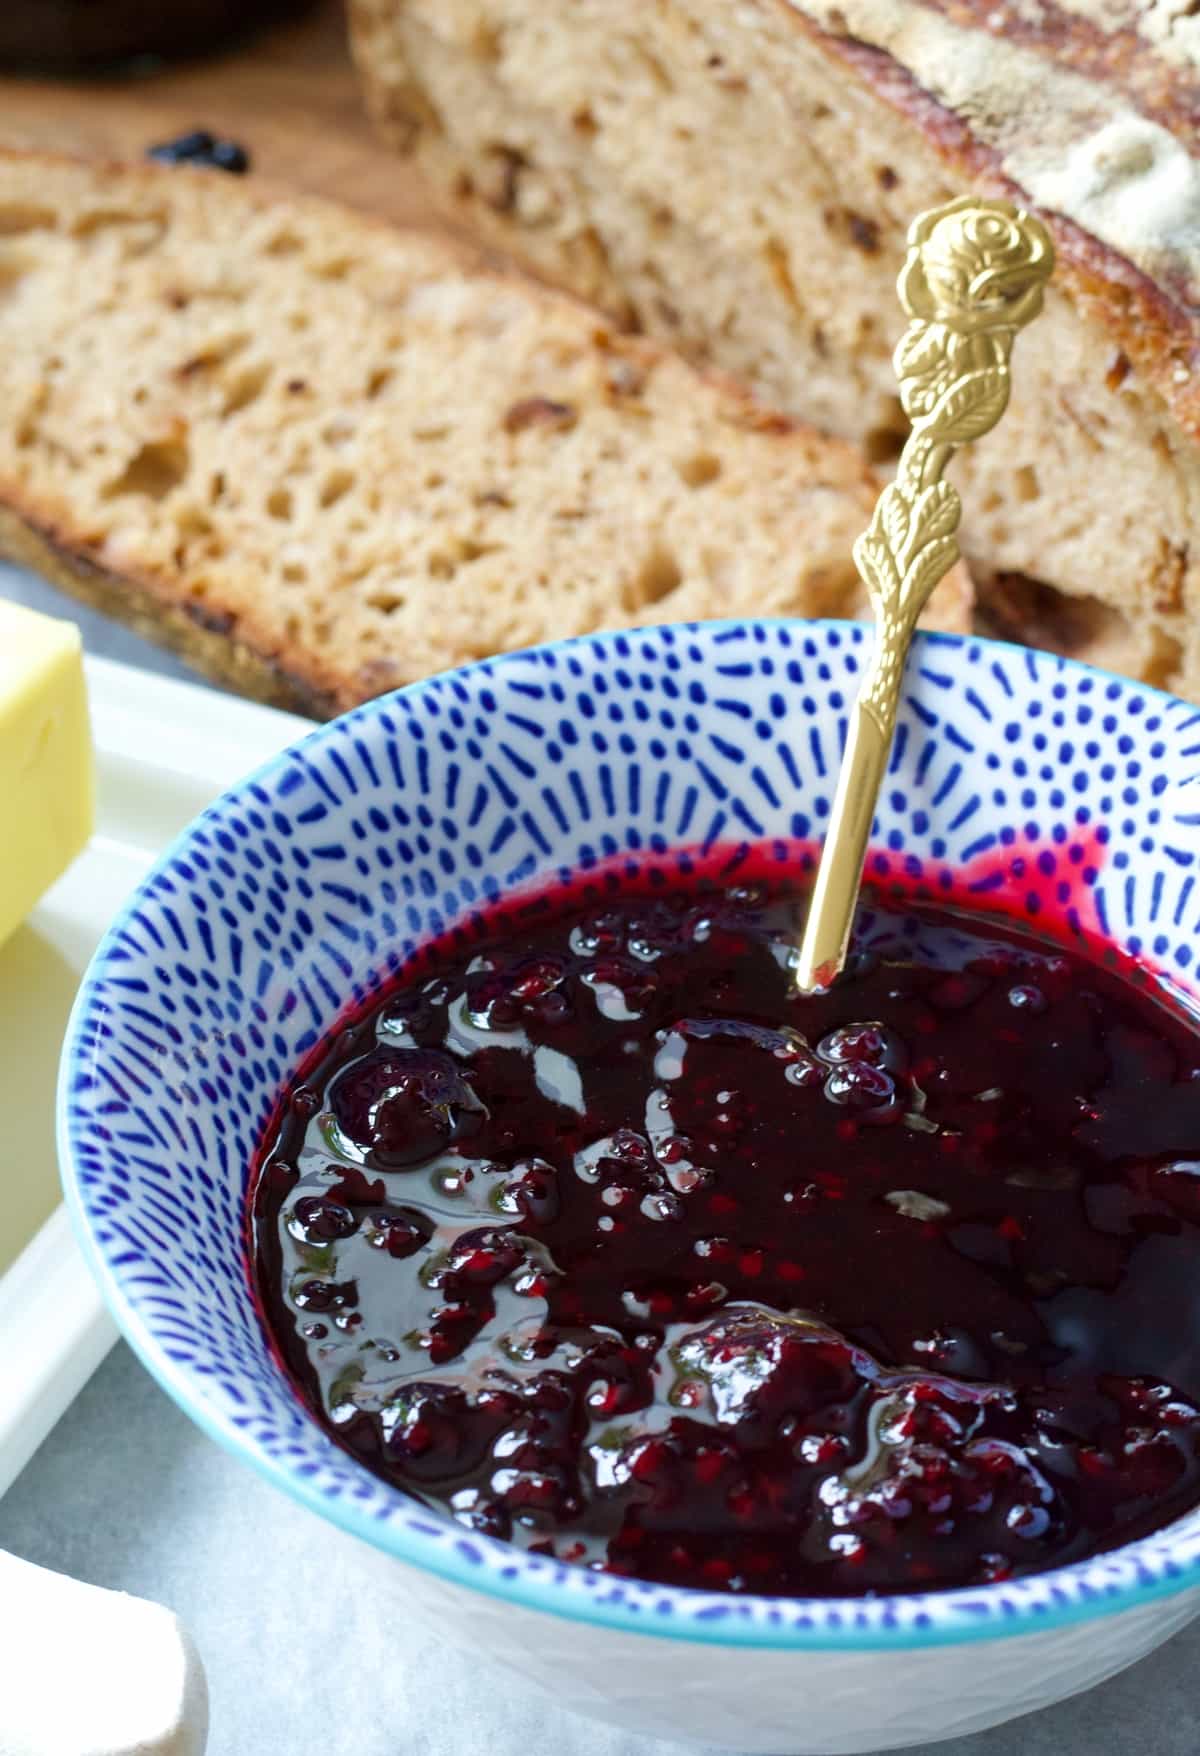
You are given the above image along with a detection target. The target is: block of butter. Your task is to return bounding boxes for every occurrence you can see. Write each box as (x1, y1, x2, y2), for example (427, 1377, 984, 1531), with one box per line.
(0, 599, 93, 950)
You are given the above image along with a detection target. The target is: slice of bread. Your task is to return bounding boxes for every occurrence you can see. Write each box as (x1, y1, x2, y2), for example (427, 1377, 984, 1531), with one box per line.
(0, 150, 969, 717)
(348, 0, 1199, 699)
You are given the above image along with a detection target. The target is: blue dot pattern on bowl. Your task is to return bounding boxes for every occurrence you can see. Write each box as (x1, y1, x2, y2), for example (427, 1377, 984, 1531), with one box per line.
(61, 621, 1200, 1649)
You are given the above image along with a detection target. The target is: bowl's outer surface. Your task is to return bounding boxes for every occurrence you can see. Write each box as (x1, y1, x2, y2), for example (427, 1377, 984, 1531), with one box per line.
(353, 1535, 1200, 1752)
(59, 622, 1200, 1749)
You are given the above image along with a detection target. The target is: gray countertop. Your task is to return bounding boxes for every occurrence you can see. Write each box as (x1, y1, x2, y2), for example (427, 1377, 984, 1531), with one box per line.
(2, 564, 1199, 1756)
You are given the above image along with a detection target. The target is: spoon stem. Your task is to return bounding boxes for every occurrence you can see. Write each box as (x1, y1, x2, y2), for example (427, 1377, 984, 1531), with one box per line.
(794, 195, 1055, 993)
(796, 695, 892, 991)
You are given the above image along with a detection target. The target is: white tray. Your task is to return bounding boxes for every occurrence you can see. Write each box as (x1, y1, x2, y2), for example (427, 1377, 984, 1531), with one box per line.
(0, 656, 312, 1496)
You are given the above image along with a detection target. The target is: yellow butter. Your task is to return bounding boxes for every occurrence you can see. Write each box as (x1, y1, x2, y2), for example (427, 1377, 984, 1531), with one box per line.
(0, 599, 93, 950)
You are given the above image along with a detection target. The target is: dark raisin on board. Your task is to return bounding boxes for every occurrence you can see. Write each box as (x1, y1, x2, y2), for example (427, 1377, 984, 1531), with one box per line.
(147, 131, 250, 175)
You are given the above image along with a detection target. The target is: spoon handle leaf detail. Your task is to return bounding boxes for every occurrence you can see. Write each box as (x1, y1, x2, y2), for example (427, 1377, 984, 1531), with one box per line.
(794, 196, 1055, 993)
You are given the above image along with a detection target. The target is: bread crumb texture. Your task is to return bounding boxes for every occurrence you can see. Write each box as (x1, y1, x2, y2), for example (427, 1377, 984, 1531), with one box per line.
(348, 0, 1200, 698)
(0, 153, 967, 712)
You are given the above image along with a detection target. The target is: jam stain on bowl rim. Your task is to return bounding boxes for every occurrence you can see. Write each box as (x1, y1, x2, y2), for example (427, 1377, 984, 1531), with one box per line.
(55, 621, 1200, 1736)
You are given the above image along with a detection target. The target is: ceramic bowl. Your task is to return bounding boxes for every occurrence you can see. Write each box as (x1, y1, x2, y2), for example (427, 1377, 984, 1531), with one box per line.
(60, 621, 1200, 1755)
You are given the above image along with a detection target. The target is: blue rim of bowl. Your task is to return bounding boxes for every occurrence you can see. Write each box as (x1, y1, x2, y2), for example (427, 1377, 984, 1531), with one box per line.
(57, 619, 1200, 1650)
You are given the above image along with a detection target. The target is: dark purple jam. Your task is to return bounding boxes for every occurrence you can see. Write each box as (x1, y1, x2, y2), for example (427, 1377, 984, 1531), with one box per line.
(251, 876, 1200, 1597)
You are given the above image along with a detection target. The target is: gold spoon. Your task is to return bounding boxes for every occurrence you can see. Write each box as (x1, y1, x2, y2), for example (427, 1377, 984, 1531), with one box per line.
(793, 196, 1055, 993)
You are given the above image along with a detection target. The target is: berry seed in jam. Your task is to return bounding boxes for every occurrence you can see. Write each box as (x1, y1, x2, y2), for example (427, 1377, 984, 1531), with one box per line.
(250, 878, 1200, 1597)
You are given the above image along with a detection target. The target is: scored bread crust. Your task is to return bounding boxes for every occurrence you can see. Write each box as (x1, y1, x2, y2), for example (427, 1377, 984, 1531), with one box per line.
(348, 0, 1200, 698)
(802, 4, 1199, 435)
(0, 147, 968, 716)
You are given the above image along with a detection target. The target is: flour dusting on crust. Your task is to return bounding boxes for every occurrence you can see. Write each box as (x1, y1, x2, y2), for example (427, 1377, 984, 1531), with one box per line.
(786, 0, 1200, 307)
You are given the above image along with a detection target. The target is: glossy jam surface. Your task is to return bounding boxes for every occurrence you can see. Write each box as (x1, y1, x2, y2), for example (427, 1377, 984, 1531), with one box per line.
(251, 882, 1200, 1596)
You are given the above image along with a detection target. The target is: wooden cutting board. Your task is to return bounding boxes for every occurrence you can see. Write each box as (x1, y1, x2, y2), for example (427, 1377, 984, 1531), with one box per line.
(0, 0, 436, 227)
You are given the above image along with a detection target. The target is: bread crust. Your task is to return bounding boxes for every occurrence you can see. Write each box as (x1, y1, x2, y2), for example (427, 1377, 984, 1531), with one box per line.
(803, 18, 1200, 441)
(0, 501, 339, 717)
(0, 487, 968, 721)
(869, 0, 1200, 142)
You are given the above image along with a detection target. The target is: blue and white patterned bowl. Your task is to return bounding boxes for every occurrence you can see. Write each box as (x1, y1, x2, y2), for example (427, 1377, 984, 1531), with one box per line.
(60, 622, 1200, 1754)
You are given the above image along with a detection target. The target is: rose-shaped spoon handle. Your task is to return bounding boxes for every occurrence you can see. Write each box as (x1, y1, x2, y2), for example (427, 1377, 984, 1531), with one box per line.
(794, 197, 1054, 992)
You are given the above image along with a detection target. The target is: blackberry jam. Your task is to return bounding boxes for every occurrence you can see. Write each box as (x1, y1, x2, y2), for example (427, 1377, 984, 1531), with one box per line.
(251, 878, 1200, 1596)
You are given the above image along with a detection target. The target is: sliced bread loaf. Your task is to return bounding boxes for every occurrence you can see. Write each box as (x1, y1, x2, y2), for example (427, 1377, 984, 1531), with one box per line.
(0, 151, 967, 717)
(348, 0, 1200, 698)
